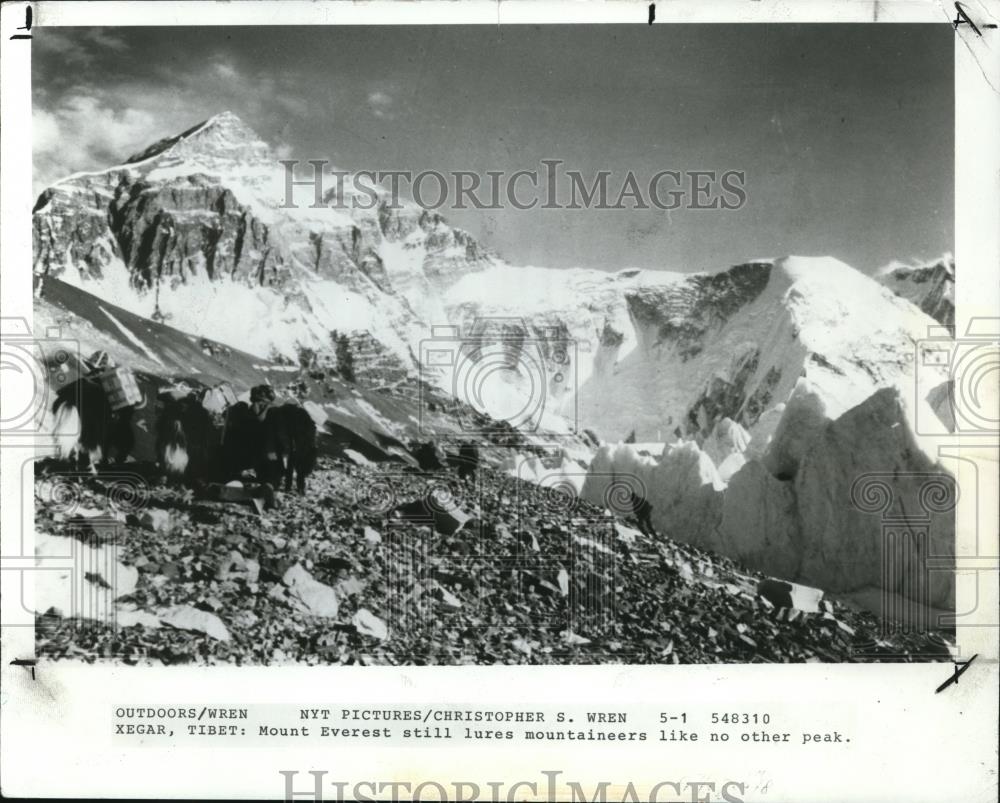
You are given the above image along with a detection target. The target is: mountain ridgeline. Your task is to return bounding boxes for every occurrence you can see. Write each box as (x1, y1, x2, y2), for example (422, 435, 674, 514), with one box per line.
(32, 112, 959, 617)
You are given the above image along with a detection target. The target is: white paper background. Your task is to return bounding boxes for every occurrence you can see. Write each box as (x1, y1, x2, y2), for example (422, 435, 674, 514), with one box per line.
(1, 2, 997, 800)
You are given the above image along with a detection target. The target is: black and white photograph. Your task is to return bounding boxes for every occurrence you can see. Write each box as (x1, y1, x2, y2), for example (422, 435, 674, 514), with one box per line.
(1, 2, 998, 801)
(21, 21, 968, 665)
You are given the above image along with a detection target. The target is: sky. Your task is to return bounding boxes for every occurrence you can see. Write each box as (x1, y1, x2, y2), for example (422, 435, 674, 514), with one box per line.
(33, 24, 954, 274)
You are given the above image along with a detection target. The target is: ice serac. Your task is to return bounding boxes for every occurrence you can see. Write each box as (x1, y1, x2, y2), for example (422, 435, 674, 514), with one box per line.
(702, 417, 750, 473)
(578, 257, 957, 614)
(581, 440, 724, 550)
(714, 461, 801, 581)
(794, 387, 955, 609)
(593, 382, 956, 612)
(31, 115, 954, 441)
(32, 113, 959, 617)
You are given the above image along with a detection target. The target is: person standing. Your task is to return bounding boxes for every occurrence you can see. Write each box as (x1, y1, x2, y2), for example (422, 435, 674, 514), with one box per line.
(628, 489, 658, 537)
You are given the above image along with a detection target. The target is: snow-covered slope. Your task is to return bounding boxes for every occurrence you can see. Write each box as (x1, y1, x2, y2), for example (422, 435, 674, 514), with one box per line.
(876, 255, 955, 333)
(33, 112, 954, 442)
(33, 112, 958, 616)
(33, 111, 492, 368)
(447, 255, 953, 444)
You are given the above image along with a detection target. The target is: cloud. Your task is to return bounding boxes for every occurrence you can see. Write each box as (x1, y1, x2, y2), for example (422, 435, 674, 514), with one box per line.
(31, 32, 354, 195)
(33, 92, 164, 193)
(31, 51, 312, 195)
(367, 90, 395, 119)
(212, 61, 239, 81)
(33, 28, 129, 69)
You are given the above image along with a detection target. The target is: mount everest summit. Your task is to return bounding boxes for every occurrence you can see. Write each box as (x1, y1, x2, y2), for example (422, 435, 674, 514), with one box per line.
(32, 111, 959, 618)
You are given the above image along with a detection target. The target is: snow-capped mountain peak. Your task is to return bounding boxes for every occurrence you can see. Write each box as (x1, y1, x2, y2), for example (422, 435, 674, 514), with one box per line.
(32, 112, 959, 618)
(125, 110, 272, 167)
(33, 112, 953, 446)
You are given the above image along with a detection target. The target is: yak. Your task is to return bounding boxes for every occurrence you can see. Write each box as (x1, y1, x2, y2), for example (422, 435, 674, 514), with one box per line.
(52, 378, 135, 471)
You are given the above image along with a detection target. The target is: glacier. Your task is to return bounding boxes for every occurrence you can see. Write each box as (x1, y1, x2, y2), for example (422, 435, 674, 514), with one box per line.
(32, 111, 959, 617)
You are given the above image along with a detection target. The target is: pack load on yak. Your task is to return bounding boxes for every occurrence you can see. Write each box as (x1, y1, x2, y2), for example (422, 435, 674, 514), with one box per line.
(156, 381, 317, 497)
(200, 381, 239, 417)
(52, 351, 144, 470)
(88, 350, 143, 410)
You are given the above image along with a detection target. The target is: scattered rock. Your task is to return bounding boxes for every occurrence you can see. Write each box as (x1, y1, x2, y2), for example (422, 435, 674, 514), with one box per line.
(336, 576, 365, 598)
(393, 492, 470, 536)
(33, 458, 953, 665)
(282, 564, 340, 617)
(116, 604, 163, 629)
(757, 578, 824, 613)
(512, 637, 533, 656)
(216, 550, 260, 583)
(159, 605, 230, 641)
(435, 583, 463, 609)
(351, 608, 388, 640)
(138, 508, 174, 534)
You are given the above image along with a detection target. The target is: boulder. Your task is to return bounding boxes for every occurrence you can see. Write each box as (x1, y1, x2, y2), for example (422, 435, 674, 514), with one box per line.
(137, 508, 175, 534)
(116, 603, 162, 629)
(215, 550, 260, 583)
(757, 578, 824, 613)
(159, 605, 230, 641)
(282, 563, 340, 617)
(393, 492, 470, 536)
(352, 608, 388, 640)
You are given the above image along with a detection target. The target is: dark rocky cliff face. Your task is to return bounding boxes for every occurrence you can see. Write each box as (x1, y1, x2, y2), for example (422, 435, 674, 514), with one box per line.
(111, 178, 287, 288)
(32, 114, 954, 459)
(877, 257, 955, 333)
(35, 174, 292, 292)
(32, 112, 493, 307)
(625, 261, 773, 361)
